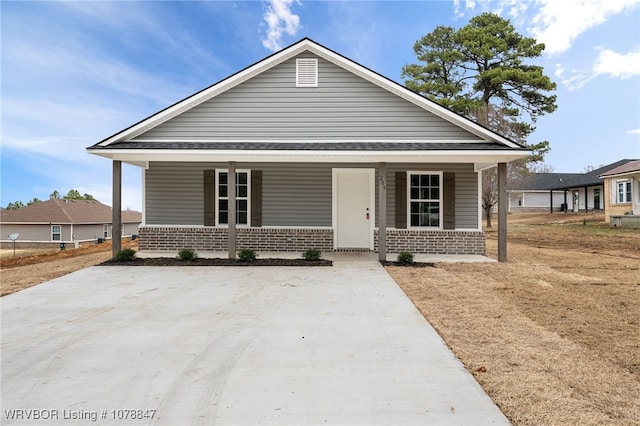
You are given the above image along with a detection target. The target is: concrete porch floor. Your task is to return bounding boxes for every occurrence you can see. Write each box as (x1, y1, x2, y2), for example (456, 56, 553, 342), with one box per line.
(137, 250, 497, 263)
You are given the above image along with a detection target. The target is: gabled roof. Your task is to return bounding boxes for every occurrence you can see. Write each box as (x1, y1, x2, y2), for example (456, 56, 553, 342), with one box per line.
(0, 199, 142, 224)
(552, 159, 638, 189)
(599, 159, 640, 178)
(508, 160, 639, 191)
(89, 38, 524, 151)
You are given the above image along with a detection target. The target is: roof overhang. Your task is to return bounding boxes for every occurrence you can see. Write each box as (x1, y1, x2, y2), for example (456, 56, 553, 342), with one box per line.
(87, 148, 529, 170)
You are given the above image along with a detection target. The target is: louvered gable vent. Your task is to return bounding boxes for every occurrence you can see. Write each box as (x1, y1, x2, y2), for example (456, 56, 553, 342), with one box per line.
(296, 58, 318, 87)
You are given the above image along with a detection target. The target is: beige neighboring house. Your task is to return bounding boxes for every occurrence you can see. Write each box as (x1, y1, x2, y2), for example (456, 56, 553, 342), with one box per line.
(1, 199, 142, 247)
(600, 160, 640, 227)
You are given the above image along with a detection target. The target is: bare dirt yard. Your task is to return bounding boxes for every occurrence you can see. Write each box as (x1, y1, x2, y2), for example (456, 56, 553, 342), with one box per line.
(0, 240, 137, 296)
(388, 213, 640, 425)
(2, 215, 638, 425)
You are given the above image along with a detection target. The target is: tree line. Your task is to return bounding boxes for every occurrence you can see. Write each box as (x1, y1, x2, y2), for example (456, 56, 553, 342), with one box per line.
(4, 190, 98, 210)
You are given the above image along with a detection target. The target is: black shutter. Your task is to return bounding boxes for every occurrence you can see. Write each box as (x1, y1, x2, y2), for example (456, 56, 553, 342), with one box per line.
(251, 170, 262, 227)
(443, 172, 455, 230)
(204, 170, 215, 226)
(395, 172, 407, 229)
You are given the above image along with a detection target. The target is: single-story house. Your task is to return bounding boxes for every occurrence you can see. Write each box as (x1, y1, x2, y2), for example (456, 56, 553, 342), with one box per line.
(507, 160, 638, 214)
(0, 199, 141, 248)
(549, 160, 636, 213)
(600, 160, 640, 227)
(87, 38, 530, 261)
(507, 173, 580, 213)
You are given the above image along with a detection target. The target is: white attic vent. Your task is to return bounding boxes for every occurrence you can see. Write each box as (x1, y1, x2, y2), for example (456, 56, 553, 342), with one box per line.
(296, 58, 318, 87)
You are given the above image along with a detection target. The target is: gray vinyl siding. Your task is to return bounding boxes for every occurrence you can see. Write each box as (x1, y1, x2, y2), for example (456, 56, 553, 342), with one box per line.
(133, 54, 482, 142)
(144, 162, 478, 229)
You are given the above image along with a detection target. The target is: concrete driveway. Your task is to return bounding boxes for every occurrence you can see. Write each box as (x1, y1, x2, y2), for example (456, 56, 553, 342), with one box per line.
(1, 256, 508, 425)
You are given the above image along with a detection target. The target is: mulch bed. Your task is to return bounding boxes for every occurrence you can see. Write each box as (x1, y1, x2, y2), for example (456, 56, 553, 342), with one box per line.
(101, 257, 332, 267)
(380, 261, 436, 268)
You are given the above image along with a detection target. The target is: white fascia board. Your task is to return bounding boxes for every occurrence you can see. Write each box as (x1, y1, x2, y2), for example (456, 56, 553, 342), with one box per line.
(599, 170, 640, 179)
(87, 148, 530, 166)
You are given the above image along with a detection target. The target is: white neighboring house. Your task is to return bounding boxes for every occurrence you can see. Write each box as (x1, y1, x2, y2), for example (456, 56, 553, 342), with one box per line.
(507, 173, 579, 212)
(600, 160, 640, 227)
(1, 199, 142, 247)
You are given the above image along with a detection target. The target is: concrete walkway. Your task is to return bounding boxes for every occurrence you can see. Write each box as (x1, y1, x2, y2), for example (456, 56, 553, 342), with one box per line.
(1, 255, 508, 425)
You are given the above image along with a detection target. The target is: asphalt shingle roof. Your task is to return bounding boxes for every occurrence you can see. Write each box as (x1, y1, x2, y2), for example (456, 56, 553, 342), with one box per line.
(0, 199, 142, 224)
(95, 141, 522, 151)
(507, 160, 639, 191)
(599, 160, 640, 177)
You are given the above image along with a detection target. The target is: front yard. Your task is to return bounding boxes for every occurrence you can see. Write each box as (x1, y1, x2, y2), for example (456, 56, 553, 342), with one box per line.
(388, 213, 640, 425)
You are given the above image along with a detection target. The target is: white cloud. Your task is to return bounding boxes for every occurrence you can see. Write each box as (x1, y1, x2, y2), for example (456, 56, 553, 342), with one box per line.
(454, 0, 640, 55)
(453, 0, 530, 21)
(628, 129, 640, 134)
(528, 0, 640, 55)
(555, 46, 640, 90)
(261, 0, 302, 51)
(593, 47, 640, 79)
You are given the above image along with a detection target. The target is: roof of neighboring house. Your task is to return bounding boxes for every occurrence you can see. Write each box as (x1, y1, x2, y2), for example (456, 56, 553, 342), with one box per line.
(551, 159, 638, 189)
(0, 199, 142, 224)
(507, 173, 582, 191)
(599, 160, 640, 178)
(507, 159, 639, 191)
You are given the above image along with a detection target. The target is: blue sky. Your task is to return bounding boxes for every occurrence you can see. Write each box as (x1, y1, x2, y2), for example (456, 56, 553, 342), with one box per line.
(2, 0, 639, 211)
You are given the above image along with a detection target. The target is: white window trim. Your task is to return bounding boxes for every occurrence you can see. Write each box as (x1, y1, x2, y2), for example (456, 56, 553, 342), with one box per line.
(103, 224, 109, 238)
(407, 171, 443, 230)
(616, 179, 632, 204)
(51, 225, 62, 241)
(215, 169, 251, 227)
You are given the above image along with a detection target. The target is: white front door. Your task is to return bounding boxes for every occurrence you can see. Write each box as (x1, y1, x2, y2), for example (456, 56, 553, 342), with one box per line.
(333, 169, 374, 249)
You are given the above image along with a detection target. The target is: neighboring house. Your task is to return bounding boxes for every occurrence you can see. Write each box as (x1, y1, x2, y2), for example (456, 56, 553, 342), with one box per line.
(507, 160, 638, 214)
(600, 160, 640, 227)
(507, 173, 580, 212)
(550, 160, 635, 213)
(87, 38, 529, 259)
(0, 199, 142, 247)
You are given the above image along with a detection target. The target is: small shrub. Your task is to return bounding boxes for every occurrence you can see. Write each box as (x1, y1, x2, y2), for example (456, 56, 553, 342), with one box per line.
(115, 248, 137, 261)
(237, 249, 257, 262)
(177, 248, 198, 261)
(302, 249, 322, 261)
(397, 251, 414, 265)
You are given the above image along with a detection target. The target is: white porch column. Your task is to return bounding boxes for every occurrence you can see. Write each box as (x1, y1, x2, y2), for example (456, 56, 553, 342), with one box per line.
(112, 160, 122, 258)
(497, 162, 507, 262)
(378, 162, 387, 261)
(228, 161, 236, 259)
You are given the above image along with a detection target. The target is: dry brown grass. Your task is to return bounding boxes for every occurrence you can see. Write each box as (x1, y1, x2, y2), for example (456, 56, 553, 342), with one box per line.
(388, 213, 640, 425)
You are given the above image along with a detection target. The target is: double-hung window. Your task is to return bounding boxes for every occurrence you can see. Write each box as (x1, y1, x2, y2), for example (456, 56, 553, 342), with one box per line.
(51, 225, 61, 241)
(617, 180, 632, 203)
(408, 172, 442, 228)
(216, 170, 250, 226)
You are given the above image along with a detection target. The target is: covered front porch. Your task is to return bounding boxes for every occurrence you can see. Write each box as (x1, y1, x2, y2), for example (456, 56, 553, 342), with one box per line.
(108, 156, 512, 262)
